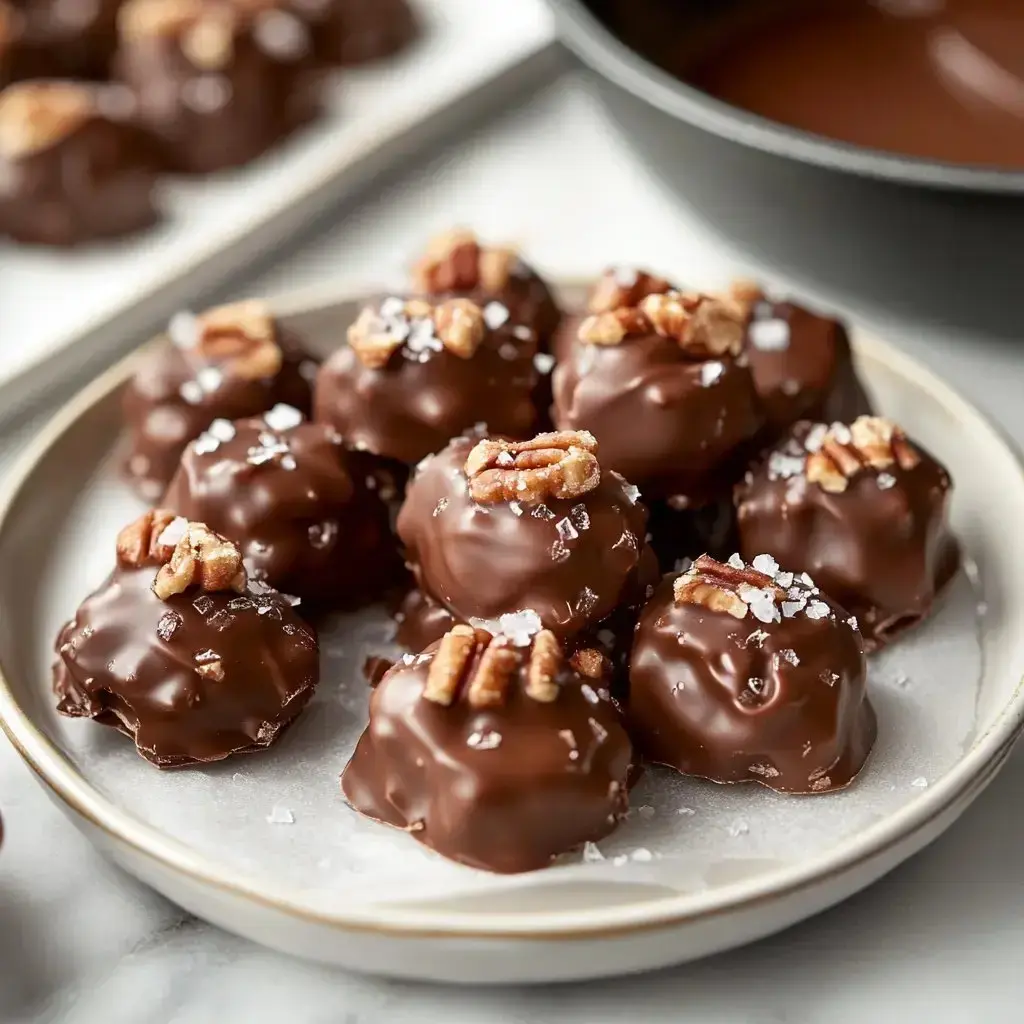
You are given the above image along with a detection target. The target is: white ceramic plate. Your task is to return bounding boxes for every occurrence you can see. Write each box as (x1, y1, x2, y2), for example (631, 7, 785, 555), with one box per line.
(0, 281, 1022, 985)
(0, 0, 557, 423)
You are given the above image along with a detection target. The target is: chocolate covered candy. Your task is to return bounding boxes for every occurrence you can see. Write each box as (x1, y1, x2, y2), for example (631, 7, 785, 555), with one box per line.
(737, 283, 873, 439)
(392, 586, 457, 653)
(313, 296, 542, 467)
(735, 417, 957, 650)
(163, 406, 399, 608)
(0, 80, 161, 245)
(116, 0, 320, 173)
(413, 229, 562, 348)
(342, 626, 632, 873)
(630, 554, 876, 793)
(288, 0, 416, 66)
(396, 430, 654, 648)
(122, 300, 316, 500)
(54, 510, 319, 767)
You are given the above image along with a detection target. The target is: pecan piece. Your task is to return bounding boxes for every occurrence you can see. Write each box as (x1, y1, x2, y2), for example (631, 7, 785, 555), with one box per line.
(192, 300, 282, 381)
(588, 268, 674, 314)
(807, 416, 919, 494)
(422, 624, 479, 706)
(674, 554, 782, 619)
(0, 82, 94, 160)
(577, 307, 650, 346)
(525, 630, 561, 702)
(641, 291, 746, 357)
(117, 508, 183, 568)
(465, 430, 600, 504)
(467, 635, 521, 708)
(348, 298, 486, 367)
(413, 229, 518, 295)
(569, 647, 608, 680)
(153, 522, 247, 600)
(432, 298, 485, 359)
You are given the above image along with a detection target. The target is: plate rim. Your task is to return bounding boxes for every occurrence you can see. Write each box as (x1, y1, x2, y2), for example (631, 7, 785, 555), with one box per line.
(2, 277, 1023, 942)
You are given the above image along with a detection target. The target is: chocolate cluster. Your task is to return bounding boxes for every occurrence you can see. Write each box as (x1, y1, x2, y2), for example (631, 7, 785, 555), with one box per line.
(163, 406, 400, 608)
(735, 417, 957, 649)
(122, 300, 316, 500)
(630, 555, 877, 793)
(342, 626, 632, 873)
(0, 80, 161, 244)
(54, 510, 319, 767)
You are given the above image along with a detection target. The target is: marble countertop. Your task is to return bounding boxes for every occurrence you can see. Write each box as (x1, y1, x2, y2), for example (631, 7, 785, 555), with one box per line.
(4, 63, 1024, 1024)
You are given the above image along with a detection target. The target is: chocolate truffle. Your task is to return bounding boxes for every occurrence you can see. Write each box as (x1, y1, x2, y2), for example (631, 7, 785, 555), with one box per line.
(735, 417, 957, 650)
(630, 554, 876, 793)
(552, 290, 764, 507)
(122, 299, 316, 501)
(412, 229, 562, 348)
(115, 0, 320, 174)
(0, 80, 161, 245)
(736, 283, 873, 439)
(552, 266, 678, 363)
(163, 406, 399, 608)
(313, 296, 542, 467)
(288, 0, 416, 66)
(54, 510, 319, 767)
(392, 586, 457, 653)
(396, 430, 653, 648)
(342, 626, 632, 873)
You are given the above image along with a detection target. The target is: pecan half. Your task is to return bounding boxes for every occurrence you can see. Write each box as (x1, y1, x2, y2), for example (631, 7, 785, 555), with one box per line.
(413, 229, 517, 295)
(641, 291, 746, 357)
(465, 430, 600, 504)
(0, 82, 94, 161)
(674, 554, 782, 619)
(421, 627, 566, 708)
(152, 522, 247, 600)
(588, 268, 674, 314)
(807, 416, 920, 494)
(193, 300, 282, 381)
(117, 508, 182, 568)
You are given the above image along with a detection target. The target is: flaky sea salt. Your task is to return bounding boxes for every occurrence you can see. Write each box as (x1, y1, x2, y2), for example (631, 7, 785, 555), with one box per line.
(582, 841, 605, 863)
(556, 518, 578, 542)
(483, 301, 510, 329)
(806, 600, 831, 620)
(263, 403, 303, 432)
(157, 516, 188, 548)
(533, 353, 555, 374)
(467, 729, 502, 751)
(749, 317, 790, 351)
(168, 311, 199, 348)
(877, 472, 897, 490)
(752, 553, 779, 578)
(701, 361, 724, 387)
(728, 553, 745, 570)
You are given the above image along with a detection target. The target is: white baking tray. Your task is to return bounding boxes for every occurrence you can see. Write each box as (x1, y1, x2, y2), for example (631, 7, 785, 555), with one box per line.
(0, 0, 558, 420)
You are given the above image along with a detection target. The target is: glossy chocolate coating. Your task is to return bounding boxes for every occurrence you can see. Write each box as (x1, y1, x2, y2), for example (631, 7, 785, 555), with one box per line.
(393, 586, 457, 652)
(0, 82, 161, 246)
(744, 296, 872, 439)
(54, 565, 319, 767)
(630, 558, 876, 793)
(122, 322, 315, 501)
(342, 635, 632, 873)
(313, 297, 542, 466)
(396, 433, 652, 642)
(735, 420, 957, 650)
(289, 0, 416, 66)
(115, 0, 321, 174)
(163, 410, 399, 608)
(552, 324, 764, 506)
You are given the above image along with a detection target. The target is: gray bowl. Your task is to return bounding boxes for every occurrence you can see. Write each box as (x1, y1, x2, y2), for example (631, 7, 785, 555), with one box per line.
(548, 0, 1024, 335)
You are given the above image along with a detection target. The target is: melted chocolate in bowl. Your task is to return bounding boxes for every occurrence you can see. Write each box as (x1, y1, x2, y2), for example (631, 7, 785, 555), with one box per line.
(622, 0, 1024, 169)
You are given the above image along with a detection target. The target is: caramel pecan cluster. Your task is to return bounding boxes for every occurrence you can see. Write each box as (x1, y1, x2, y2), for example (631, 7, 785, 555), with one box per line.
(806, 416, 920, 494)
(0, 82, 94, 160)
(347, 297, 485, 369)
(180, 300, 283, 380)
(413, 229, 517, 296)
(588, 267, 674, 314)
(422, 626, 602, 709)
(578, 290, 747, 358)
(116, 509, 247, 600)
(464, 430, 600, 504)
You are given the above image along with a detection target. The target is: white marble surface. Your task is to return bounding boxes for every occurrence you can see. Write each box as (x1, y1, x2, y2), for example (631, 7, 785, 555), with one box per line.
(5, 68, 1024, 1023)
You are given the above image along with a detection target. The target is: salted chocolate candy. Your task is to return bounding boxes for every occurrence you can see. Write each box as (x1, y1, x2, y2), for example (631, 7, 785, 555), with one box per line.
(630, 554, 876, 793)
(342, 627, 632, 873)
(313, 296, 543, 467)
(412, 230, 562, 348)
(0, 80, 161, 245)
(122, 300, 316, 500)
(735, 417, 958, 650)
(553, 289, 764, 506)
(115, 0, 321, 173)
(53, 510, 319, 767)
(286, 0, 416, 66)
(163, 406, 400, 608)
(735, 283, 873, 439)
(396, 430, 656, 652)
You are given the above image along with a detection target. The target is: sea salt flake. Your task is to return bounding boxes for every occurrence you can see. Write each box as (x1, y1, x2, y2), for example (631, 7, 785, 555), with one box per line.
(308, 520, 337, 549)
(532, 504, 556, 520)
(612, 855, 629, 867)
(193, 432, 220, 455)
(168, 311, 199, 348)
(749, 317, 790, 351)
(577, 587, 599, 616)
(497, 609, 542, 646)
(513, 326, 534, 341)
(846, 616, 859, 631)
(739, 585, 781, 624)
(588, 717, 608, 742)
(582, 841, 605, 863)
(747, 677, 766, 695)
(803, 423, 828, 452)
(820, 670, 839, 686)
(192, 595, 214, 615)
(745, 629, 769, 648)
(782, 599, 806, 618)
(508, 501, 523, 517)
(768, 451, 806, 480)
(266, 806, 294, 825)
(432, 498, 449, 517)
(876, 472, 897, 490)
(227, 597, 253, 611)
(622, 483, 641, 505)
(775, 571, 794, 588)
(748, 762, 780, 778)
(263, 403, 303, 432)
(556, 518, 578, 542)
(728, 553, 745, 570)
(581, 683, 600, 705)
(208, 418, 236, 442)
(467, 728, 502, 751)
(806, 600, 831, 620)
(533, 353, 555, 375)
(279, 455, 297, 471)
(483, 301, 510, 329)
(677, 807, 696, 816)
(157, 516, 188, 548)
(156, 611, 182, 642)
(701, 361, 724, 387)
(752, 553, 779, 578)
(179, 381, 203, 405)
(196, 366, 223, 392)
(570, 504, 591, 531)
(550, 539, 570, 563)
(206, 610, 234, 632)
(780, 648, 800, 666)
